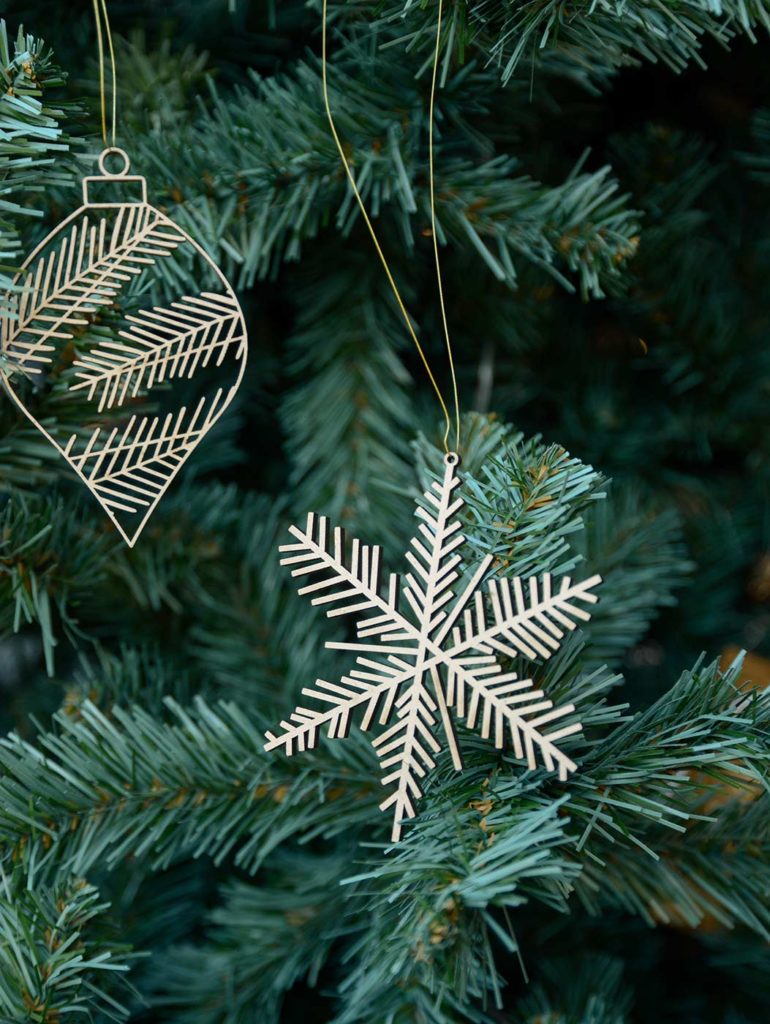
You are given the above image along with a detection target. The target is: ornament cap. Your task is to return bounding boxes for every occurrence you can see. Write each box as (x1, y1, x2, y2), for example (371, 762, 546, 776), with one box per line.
(82, 147, 148, 206)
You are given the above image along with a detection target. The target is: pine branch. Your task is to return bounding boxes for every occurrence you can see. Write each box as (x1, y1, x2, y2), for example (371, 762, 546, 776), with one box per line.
(0, 697, 375, 880)
(372, 0, 770, 85)
(128, 54, 640, 296)
(335, 798, 576, 1024)
(149, 854, 347, 1024)
(571, 656, 770, 933)
(431, 154, 639, 299)
(0, 493, 115, 675)
(330, 656, 770, 1021)
(110, 29, 210, 135)
(1, 482, 328, 694)
(516, 955, 631, 1024)
(70, 645, 195, 714)
(415, 416, 607, 581)
(0, 21, 78, 295)
(575, 485, 693, 666)
(0, 654, 765, 1021)
(0, 869, 132, 1022)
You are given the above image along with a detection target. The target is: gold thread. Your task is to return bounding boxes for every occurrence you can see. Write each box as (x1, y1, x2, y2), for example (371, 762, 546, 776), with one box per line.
(100, 0, 117, 145)
(91, 0, 107, 144)
(428, 0, 460, 452)
(321, 0, 459, 453)
(92, 0, 117, 145)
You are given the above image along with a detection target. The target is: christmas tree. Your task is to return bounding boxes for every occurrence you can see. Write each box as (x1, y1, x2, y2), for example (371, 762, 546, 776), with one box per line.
(2, 0, 770, 1020)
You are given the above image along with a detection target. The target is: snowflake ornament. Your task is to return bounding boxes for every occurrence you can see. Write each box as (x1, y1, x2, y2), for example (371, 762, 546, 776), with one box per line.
(265, 453, 601, 841)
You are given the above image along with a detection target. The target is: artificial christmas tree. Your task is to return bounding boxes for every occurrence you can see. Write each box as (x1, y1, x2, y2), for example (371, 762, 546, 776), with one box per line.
(1, 2, 770, 1022)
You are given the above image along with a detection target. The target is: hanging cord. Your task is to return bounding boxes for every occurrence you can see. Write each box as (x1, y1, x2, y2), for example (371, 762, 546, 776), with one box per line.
(92, 0, 117, 146)
(321, 0, 460, 453)
(428, 0, 460, 453)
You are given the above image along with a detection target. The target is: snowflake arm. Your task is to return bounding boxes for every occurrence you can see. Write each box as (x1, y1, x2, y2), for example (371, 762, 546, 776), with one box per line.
(276, 512, 416, 642)
(445, 572, 602, 661)
(374, 674, 443, 839)
(264, 657, 414, 754)
(446, 655, 581, 778)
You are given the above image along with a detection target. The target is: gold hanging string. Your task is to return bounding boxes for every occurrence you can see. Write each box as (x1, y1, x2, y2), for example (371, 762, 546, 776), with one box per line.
(427, 0, 460, 452)
(92, 0, 117, 146)
(321, 0, 460, 453)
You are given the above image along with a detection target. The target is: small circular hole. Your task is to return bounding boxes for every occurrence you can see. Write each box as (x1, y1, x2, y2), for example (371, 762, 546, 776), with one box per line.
(444, 452, 460, 467)
(97, 147, 131, 177)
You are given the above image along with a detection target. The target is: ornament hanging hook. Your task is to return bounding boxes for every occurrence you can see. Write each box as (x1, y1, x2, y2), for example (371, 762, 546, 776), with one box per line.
(97, 147, 130, 177)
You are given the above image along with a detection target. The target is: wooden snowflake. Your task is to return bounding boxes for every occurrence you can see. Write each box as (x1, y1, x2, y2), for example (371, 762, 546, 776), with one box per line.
(265, 453, 601, 841)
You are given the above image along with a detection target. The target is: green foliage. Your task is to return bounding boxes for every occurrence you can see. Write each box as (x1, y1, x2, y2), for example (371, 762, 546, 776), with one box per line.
(110, 30, 210, 134)
(0, 696, 374, 879)
(125, 49, 640, 295)
(151, 855, 346, 1023)
(576, 486, 693, 666)
(0, 870, 131, 1022)
(0, 494, 114, 675)
(515, 955, 631, 1023)
(371, 0, 770, 84)
(281, 250, 417, 548)
(0, 649, 765, 1020)
(0, 20, 76, 295)
(417, 415, 607, 578)
(0, 3, 769, 1023)
(571, 655, 770, 932)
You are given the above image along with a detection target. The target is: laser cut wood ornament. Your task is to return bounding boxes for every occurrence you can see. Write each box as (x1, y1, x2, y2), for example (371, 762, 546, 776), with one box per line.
(266, 453, 602, 842)
(0, 147, 247, 546)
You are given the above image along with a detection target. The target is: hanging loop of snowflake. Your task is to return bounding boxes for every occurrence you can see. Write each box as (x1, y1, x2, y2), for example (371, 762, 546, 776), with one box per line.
(265, 453, 602, 841)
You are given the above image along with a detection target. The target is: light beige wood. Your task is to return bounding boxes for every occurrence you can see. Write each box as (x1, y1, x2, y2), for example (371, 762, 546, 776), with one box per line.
(265, 452, 602, 842)
(0, 148, 247, 546)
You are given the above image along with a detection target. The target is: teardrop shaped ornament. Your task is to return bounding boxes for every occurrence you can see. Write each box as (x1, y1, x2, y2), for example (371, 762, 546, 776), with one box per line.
(0, 147, 248, 546)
